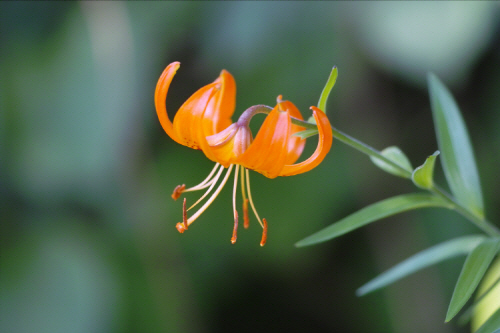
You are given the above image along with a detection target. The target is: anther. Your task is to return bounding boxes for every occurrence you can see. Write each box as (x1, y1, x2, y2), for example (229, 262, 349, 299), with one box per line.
(231, 210, 238, 244)
(176, 222, 186, 233)
(260, 218, 268, 247)
(243, 199, 249, 229)
(172, 184, 186, 200)
(182, 198, 188, 230)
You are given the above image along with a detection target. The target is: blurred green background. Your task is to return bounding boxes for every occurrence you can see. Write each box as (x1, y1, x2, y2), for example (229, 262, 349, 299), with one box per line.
(1, 2, 500, 332)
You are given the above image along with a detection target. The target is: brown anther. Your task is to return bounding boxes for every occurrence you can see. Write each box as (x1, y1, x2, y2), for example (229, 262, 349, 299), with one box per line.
(176, 222, 186, 233)
(231, 211, 238, 244)
(260, 218, 268, 247)
(243, 199, 249, 229)
(171, 184, 186, 200)
(182, 198, 188, 230)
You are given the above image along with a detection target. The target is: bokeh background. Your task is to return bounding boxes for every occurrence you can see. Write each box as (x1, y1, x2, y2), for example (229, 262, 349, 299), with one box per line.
(2, 2, 500, 333)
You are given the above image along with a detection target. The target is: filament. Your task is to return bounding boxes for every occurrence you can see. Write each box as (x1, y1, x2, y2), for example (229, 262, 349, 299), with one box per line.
(187, 164, 234, 225)
(231, 165, 240, 244)
(184, 163, 222, 192)
(245, 168, 264, 228)
(187, 164, 225, 211)
(240, 165, 250, 228)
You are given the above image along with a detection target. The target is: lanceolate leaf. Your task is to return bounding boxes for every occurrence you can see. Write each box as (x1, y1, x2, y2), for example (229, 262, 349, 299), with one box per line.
(295, 193, 453, 247)
(428, 73, 484, 218)
(356, 235, 486, 296)
(412, 151, 440, 189)
(317, 66, 338, 112)
(370, 146, 413, 178)
(446, 238, 500, 322)
(475, 307, 500, 333)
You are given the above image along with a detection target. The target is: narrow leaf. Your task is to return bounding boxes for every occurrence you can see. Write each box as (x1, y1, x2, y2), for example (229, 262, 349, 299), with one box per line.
(428, 73, 484, 218)
(370, 146, 413, 178)
(318, 66, 338, 112)
(459, 275, 500, 326)
(295, 193, 453, 247)
(446, 238, 500, 322)
(475, 307, 500, 333)
(356, 235, 486, 296)
(412, 151, 440, 189)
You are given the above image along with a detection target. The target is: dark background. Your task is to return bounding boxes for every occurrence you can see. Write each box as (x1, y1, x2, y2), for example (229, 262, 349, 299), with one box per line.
(2, 2, 500, 333)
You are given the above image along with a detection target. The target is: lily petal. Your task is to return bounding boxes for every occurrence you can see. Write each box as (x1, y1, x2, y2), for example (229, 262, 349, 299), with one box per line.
(238, 106, 291, 179)
(204, 70, 236, 135)
(155, 62, 183, 145)
(279, 106, 333, 176)
(173, 83, 218, 150)
(278, 100, 306, 165)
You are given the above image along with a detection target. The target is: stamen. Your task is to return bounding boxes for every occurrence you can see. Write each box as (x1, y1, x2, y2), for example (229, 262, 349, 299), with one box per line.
(186, 164, 234, 226)
(231, 165, 240, 244)
(243, 199, 249, 229)
(277, 95, 284, 111)
(231, 210, 238, 244)
(183, 198, 188, 230)
(187, 164, 225, 211)
(260, 218, 268, 247)
(245, 168, 264, 228)
(176, 222, 186, 233)
(184, 163, 222, 192)
(171, 184, 185, 200)
(240, 165, 250, 229)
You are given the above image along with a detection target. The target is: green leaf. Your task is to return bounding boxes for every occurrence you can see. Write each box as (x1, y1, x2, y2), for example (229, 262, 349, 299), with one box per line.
(317, 66, 338, 112)
(475, 307, 500, 333)
(412, 151, 440, 189)
(356, 235, 486, 296)
(295, 193, 453, 247)
(428, 73, 484, 218)
(446, 238, 500, 322)
(459, 275, 500, 326)
(370, 146, 413, 178)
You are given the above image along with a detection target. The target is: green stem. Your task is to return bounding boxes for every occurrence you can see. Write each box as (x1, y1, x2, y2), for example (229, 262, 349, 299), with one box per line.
(287, 115, 500, 237)
(289, 116, 413, 178)
(430, 185, 500, 236)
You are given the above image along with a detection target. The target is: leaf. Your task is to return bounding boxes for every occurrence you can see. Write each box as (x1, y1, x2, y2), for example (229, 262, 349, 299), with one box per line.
(446, 238, 500, 322)
(475, 307, 500, 333)
(428, 73, 484, 218)
(356, 235, 486, 296)
(370, 146, 413, 178)
(317, 66, 338, 112)
(412, 151, 440, 189)
(295, 193, 453, 247)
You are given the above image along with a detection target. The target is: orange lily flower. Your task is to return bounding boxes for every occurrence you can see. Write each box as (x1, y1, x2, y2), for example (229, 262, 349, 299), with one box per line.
(155, 62, 333, 246)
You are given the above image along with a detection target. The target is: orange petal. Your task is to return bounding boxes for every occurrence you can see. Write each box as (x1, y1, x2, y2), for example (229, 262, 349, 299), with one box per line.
(237, 106, 291, 179)
(279, 106, 333, 176)
(173, 83, 218, 150)
(278, 100, 306, 165)
(155, 62, 183, 145)
(204, 70, 236, 135)
(206, 124, 252, 167)
(172, 70, 236, 162)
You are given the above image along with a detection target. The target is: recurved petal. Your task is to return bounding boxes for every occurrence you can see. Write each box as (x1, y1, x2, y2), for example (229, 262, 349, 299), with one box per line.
(155, 62, 183, 144)
(203, 70, 236, 135)
(237, 106, 291, 179)
(278, 100, 306, 165)
(279, 106, 333, 177)
(173, 83, 218, 151)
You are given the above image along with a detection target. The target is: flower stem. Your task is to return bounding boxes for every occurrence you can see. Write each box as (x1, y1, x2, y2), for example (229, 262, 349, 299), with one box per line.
(287, 114, 500, 237)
